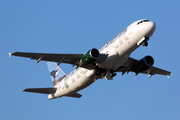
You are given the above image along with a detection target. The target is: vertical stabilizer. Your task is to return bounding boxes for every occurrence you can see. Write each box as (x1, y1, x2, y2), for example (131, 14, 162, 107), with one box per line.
(47, 62, 66, 87)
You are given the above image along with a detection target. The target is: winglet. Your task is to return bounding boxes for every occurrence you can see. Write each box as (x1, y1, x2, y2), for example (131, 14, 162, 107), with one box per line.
(8, 53, 12, 57)
(167, 72, 171, 78)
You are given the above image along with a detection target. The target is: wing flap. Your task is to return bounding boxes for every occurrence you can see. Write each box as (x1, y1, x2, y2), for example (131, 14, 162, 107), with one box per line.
(23, 88, 57, 94)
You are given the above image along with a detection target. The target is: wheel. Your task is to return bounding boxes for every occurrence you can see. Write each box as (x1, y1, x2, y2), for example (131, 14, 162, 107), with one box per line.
(143, 42, 148, 47)
(111, 73, 117, 77)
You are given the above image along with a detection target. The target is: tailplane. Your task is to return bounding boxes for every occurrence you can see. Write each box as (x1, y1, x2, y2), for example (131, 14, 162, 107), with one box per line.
(47, 62, 66, 87)
(23, 88, 57, 94)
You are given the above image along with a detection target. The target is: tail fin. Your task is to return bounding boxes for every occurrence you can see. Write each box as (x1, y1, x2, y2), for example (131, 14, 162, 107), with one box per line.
(47, 62, 66, 87)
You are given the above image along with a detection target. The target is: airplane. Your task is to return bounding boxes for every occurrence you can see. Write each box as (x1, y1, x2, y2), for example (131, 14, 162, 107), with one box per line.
(9, 19, 171, 100)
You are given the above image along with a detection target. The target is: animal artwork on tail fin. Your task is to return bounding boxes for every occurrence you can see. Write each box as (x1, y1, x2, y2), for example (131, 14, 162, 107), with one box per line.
(47, 62, 66, 87)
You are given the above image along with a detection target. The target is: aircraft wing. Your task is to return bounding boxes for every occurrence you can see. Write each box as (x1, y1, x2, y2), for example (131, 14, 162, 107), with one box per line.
(10, 52, 83, 64)
(10, 52, 107, 69)
(116, 57, 171, 77)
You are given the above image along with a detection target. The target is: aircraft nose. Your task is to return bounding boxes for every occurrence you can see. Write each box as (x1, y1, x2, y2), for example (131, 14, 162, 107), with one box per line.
(144, 21, 156, 37)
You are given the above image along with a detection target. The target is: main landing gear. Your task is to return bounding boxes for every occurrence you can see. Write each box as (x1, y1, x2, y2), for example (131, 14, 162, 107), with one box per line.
(142, 41, 148, 47)
(95, 68, 117, 80)
(111, 72, 117, 78)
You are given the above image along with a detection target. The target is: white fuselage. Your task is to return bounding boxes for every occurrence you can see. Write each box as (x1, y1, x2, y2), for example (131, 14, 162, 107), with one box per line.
(48, 19, 156, 99)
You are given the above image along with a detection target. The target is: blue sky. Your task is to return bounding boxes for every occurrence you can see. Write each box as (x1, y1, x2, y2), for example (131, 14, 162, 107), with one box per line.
(1, 0, 180, 120)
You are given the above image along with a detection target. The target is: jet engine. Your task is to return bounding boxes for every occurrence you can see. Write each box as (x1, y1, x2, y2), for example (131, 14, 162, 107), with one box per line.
(133, 55, 154, 72)
(81, 48, 100, 65)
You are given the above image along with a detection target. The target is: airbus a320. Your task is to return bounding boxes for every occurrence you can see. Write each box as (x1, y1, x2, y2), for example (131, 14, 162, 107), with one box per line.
(9, 19, 171, 99)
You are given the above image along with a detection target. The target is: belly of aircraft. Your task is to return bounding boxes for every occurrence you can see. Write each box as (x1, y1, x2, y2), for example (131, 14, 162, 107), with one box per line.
(98, 48, 129, 70)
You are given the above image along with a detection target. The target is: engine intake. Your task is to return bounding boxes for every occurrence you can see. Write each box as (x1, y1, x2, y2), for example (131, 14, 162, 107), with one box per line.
(134, 55, 154, 72)
(81, 48, 100, 65)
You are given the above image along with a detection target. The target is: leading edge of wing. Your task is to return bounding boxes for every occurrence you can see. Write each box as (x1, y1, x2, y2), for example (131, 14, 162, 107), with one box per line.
(10, 52, 83, 63)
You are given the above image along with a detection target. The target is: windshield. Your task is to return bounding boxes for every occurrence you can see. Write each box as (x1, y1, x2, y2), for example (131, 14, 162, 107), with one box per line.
(137, 20, 149, 25)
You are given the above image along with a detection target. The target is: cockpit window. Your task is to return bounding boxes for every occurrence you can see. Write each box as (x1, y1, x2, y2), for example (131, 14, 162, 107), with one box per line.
(143, 20, 149, 22)
(137, 20, 149, 25)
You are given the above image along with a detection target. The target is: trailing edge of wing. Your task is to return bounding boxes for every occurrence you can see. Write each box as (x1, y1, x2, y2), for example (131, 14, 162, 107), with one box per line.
(142, 66, 171, 77)
(23, 88, 57, 94)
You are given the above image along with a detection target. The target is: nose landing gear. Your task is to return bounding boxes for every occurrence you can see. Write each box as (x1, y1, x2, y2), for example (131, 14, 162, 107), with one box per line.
(137, 37, 149, 47)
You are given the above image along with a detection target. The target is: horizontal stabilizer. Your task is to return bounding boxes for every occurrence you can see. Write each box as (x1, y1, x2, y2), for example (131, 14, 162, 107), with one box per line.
(23, 88, 57, 94)
(65, 93, 82, 98)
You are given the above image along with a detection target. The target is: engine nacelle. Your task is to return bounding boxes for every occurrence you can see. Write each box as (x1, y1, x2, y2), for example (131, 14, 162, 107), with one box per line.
(134, 55, 154, 72)
(81, 48, 100, 65)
